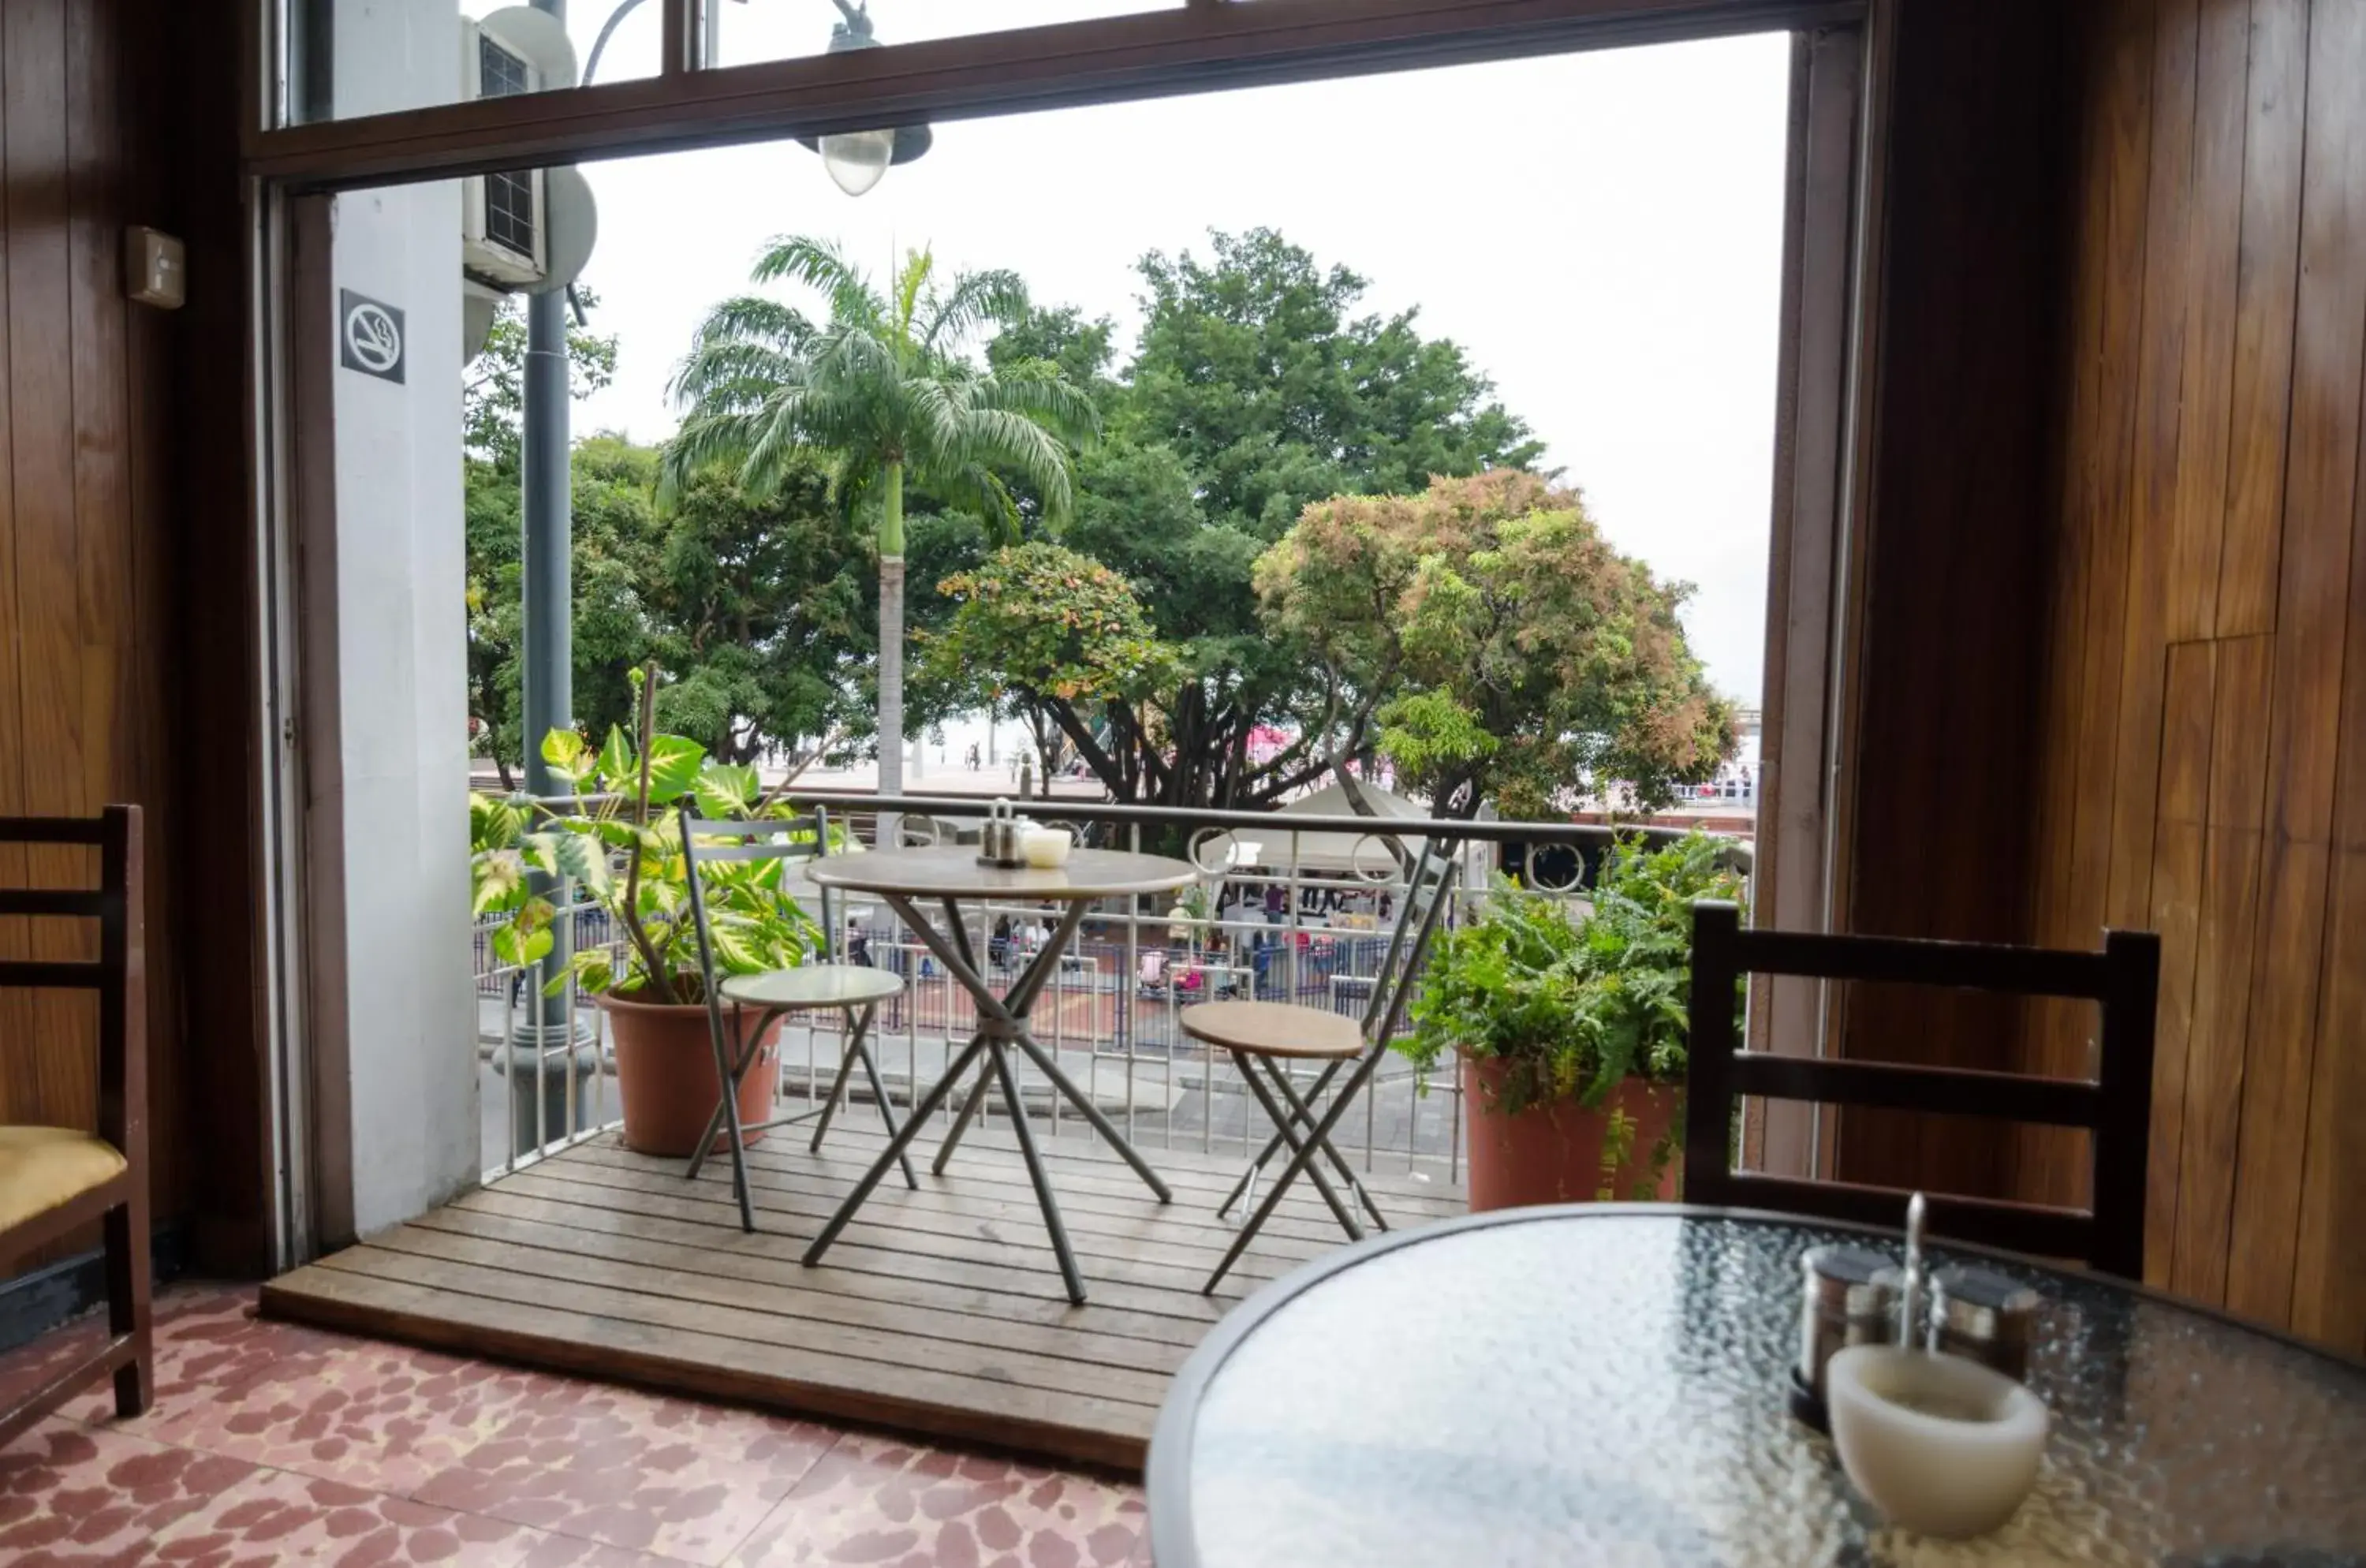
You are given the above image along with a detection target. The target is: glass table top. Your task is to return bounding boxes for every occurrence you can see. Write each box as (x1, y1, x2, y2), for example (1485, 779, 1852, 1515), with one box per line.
(1152, 1209, 2366, 1567)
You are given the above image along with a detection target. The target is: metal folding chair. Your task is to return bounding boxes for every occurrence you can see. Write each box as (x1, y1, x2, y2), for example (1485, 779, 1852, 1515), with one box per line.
(1190, 836, 1465, 1291)
(680, 805, 916, 1233)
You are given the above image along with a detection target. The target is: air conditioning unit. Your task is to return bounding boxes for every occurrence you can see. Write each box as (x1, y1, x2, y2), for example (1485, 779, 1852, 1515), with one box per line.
(459, 10, 577, 290)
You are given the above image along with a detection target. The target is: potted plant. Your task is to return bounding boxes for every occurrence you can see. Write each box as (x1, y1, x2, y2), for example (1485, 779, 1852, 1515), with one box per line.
(471, 667, 826, 1156)
(1399, 831, 1745, 1210)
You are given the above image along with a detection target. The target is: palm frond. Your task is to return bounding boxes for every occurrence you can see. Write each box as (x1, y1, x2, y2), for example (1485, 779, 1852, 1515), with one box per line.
(667, 340, 807, 409)
(891, 247, 934, 347)
(687, 295, 816, 355)
(972, 360, 1103, 446)
(920, 267, 1028, 356)
(752, 235, 882, 330)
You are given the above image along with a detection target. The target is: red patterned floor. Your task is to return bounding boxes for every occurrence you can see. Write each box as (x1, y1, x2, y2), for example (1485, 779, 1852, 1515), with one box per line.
(0, 1282, 1149, 1566)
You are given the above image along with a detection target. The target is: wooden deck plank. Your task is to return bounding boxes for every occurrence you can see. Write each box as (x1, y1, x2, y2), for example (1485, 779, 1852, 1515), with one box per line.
(606, 1132, 1435, 1249)
(798, 1116, 1468, 1215)
(371, 1217, 1193, 1380)
(420, 1196, 1214, 1350)
(261, 1261, 1157, 1473)
(264, 1136, 1468, 1473)
(548, 1152, 1325, 1283)
(313, 1240, 1177, 1408)
(453, 1182, 1241, 1331)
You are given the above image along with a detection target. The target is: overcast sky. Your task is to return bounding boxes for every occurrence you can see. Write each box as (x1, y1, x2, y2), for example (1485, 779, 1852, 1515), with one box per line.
(496, 4, 1792, 700)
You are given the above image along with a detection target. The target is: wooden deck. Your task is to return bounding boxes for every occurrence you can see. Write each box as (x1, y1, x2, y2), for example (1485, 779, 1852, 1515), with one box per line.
(260, 1122, 1464, 1472)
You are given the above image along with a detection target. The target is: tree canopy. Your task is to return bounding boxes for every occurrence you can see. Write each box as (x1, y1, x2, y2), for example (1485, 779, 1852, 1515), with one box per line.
(465, 436, 877, 782)
(1255, 470, 1734, 817)
(987, 227, 1549, 810)
(663, 238, 1095, 821)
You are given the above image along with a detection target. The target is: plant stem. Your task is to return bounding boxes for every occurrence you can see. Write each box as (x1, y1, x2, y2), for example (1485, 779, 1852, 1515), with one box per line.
(619, 659, 677, 1004)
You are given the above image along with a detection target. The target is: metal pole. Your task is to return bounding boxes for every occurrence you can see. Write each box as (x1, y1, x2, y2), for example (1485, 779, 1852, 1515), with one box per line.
(507, 0, 599, 1156)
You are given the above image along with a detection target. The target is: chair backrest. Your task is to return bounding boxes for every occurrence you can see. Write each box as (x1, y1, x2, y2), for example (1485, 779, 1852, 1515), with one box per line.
(0, 808, 145, 1167)
(677, 805, 838, 982)
(1681, 900, 2159, 1278)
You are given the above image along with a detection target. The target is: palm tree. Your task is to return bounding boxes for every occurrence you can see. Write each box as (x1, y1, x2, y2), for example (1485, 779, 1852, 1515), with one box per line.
(665, 237, 1096, 834)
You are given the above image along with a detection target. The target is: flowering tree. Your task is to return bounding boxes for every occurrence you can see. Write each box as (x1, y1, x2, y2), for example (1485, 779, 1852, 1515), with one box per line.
(1254, 470, 1734, 818)
(922, 543, 1178, 787)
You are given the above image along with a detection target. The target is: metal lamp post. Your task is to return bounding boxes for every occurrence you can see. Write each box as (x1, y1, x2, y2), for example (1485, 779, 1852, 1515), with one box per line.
(507, 0, 931, 1158)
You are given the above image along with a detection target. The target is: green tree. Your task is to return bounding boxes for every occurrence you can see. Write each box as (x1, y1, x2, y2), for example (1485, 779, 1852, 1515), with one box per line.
(465, 436, 871, 782)
(1255, 470, 1735, 818)
(663, 239, 1098, 826)
(920, 542, 1179, 784)
(462, 289, 620, 469)
(982, 229, 1547, 810)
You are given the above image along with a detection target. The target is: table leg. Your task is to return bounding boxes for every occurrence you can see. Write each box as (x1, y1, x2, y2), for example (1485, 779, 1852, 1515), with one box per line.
(1001, 1028, 1172, 1203)
(933, 1066, 995, 1177)
(989, 1038, 1088, 1305)
(891, 894, 1170, 1204)
(803, 1030, 990, 1268)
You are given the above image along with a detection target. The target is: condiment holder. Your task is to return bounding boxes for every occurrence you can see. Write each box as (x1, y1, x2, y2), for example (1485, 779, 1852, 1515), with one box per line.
(1797, 1192, 2051, 1539)
(976, 800, 1028, 868)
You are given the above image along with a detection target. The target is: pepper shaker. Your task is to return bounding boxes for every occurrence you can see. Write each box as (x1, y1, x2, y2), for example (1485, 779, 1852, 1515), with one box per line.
(1930, 1265, 2042, 1381)
(1791, 1244, 1899, 1432)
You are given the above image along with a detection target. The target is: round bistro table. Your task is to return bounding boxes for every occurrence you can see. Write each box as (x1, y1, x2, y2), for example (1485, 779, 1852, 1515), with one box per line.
(1148, 1205, 2366, 1567)
(802, 845, 1198, 1305)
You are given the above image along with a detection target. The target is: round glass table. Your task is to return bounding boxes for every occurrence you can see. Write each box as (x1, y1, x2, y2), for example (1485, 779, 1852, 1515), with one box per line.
(1148, 1206, 2366, 1567)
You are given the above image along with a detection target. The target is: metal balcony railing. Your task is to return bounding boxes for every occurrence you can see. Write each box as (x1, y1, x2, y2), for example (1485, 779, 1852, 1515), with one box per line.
(473, 790, 1751, 1186)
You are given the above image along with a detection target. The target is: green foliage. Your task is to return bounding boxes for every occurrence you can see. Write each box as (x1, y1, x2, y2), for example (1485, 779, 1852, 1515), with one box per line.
(664, 238, 1098, 795)
(1257, 470, 1737, 816)
(1401, 831, 1748, 1126)
(666, 237, 1099, 552)
(465, 436, 875, 776)
(923, 543, 1179, 714)
(463, 290, 619, 470)
(472, 688, 827, 1006)
(968, 228, 1548, 810)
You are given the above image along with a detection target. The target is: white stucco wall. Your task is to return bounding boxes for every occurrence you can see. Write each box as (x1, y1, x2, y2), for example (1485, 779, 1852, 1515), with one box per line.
(328, 2, 476, 1236)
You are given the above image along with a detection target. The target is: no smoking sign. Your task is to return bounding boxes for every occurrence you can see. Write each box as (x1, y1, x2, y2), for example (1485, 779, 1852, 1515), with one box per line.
(339, 289, 407, 384)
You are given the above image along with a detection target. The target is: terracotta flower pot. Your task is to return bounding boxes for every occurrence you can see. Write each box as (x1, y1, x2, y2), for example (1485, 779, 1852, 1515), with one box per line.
(1460, 1058, 1683, 1211)
(600, 989, 778, 1157)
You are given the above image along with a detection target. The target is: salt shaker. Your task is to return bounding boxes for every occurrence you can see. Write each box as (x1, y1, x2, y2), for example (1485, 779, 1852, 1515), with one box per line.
(980, 799, 1016, 864)
(1792, 1244, 1898, 1432)
(1930, 1265, 2041, 1381)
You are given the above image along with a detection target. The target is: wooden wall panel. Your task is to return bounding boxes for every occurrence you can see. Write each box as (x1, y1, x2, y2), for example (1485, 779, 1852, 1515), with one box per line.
(0, 0, 234, 1271)
(1830, 0, 2066, 1200)
(2025, 0, 2366, 1350)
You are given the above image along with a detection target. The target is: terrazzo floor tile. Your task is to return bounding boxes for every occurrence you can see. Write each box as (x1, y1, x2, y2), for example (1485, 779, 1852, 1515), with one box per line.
(723, 1432, 1146, 1568)
(412, 1379, 841, 1565)
(132, 1333, 547, 1496)
(0, 1417, 259, 1566)
(0, 1282, 1151, 1567)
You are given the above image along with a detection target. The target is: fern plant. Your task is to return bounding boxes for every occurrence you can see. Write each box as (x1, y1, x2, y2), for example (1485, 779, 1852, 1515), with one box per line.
(1399, 831, 1747, 1189)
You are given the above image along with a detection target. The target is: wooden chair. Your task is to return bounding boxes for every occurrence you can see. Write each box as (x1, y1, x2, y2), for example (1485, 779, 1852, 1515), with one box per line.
(679, 805, 913, 1234)
(1682, 900, 2159, 1279)
(0, 807, 151, 1446)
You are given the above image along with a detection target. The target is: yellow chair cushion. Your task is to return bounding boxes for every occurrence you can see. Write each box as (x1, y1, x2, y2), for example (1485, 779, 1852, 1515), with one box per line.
(0, 1126, 128, 1232)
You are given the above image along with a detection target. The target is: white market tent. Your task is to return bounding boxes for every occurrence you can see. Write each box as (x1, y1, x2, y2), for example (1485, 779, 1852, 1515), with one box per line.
(1204, 780, 1433, 877)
